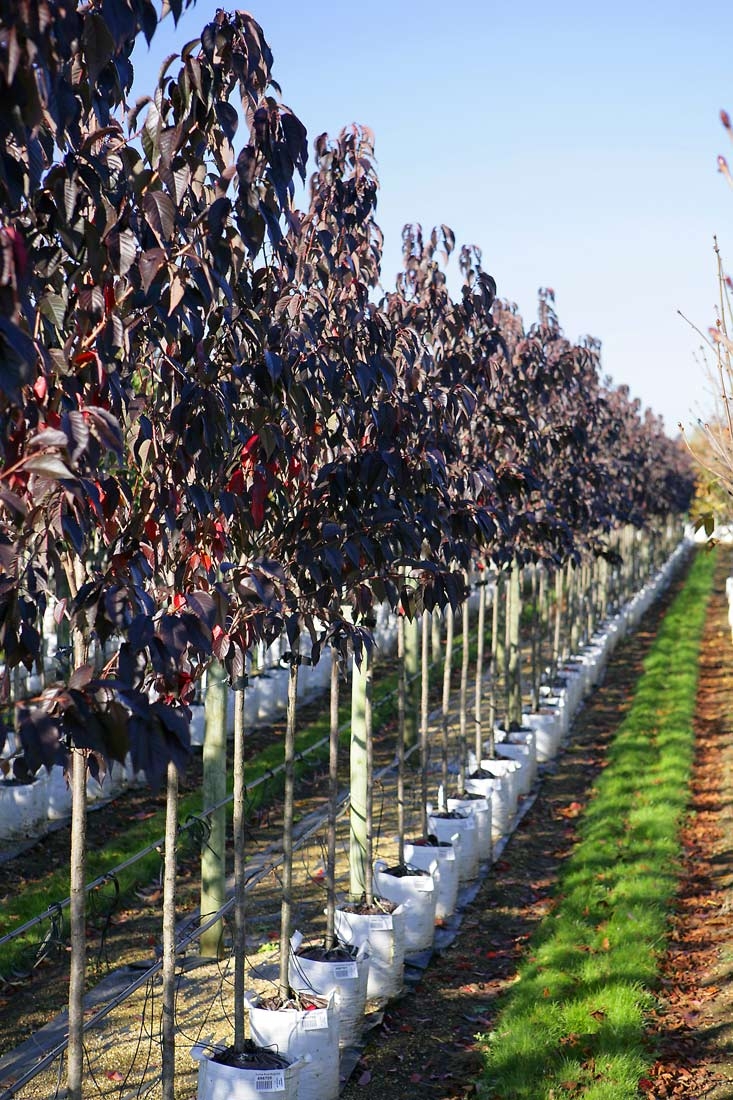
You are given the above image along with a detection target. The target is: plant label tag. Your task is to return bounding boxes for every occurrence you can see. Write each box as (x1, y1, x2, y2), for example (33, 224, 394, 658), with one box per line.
(255, 1070, 286, 1092)
(368, 914, 392, 930)
(332, 961, 359, 980)
(303, 1008, 329, 1030)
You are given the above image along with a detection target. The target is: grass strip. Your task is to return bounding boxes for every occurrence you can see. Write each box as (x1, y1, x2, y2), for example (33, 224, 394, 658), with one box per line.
(477, 548, 716, 1099)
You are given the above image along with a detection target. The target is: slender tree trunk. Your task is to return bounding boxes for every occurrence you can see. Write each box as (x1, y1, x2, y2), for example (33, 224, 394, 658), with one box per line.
(533, 567, 545, 711)
(598, 554, 608, 623)
(440, 604, 454, 797)
(349, 650, 371, 902)
(67, 746, 87, 1100)
(487, 572, 500, 759)
(278, 661, 299, 1000)
(420, 612, 430, 834)
(364, 655, 374, 906)
(458, 589, 470, 790)
(404, 614, 419, 748)
(473, 573, 487, 766)
(233, 682, 246, 1052)
(431, 607, 442, 670)
(507, 564, 522, 727)
(567, 561, 579, 657)
(552, 567, 563, 681)
(200, 660, 227, 959)
(325, 646, 340, 947)
(397, 613, 406, 865)
(67, 611, 88, 1100)
(502, 568, 511, 726)
(161, 760, 178, 1100)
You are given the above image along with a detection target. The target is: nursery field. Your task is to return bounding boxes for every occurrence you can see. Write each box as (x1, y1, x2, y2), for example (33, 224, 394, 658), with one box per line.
(0, 5, 708, 1100)
(1, 545, 733, 1098)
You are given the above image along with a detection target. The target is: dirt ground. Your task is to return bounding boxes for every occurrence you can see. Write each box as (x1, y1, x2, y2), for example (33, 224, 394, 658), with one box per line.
(641, 546, 733, 1099)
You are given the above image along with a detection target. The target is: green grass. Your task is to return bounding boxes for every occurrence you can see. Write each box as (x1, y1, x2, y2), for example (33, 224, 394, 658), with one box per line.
(478, 549, 716, 1099)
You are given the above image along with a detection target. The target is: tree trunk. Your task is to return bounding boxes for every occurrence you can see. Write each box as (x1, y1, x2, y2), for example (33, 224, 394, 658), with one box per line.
(568, 562, 580, 656)
(431, 607, 442, 670)
(200, 659, 228, 959)
(552, 567, 563, 680)
(458, 587, 470, 790)
(440, 604, 454, 797)
(161, 759, 178, 1100)
(349, 650, 372, 902)
(278, 661, 299, 1000)
(404, 614, 419, 748)
(487, 574, 500, 759)
(503, 568, 511, 727)
(531, 566, 544, 712)
(67, 747, 87, 1100)
(325, 646, 340, 947)
(364, 654, 374, 906)
(420, 612, 430, 834)
(507, 564, 522, 728)
(397, 613, 406, 865)
(67, 613, 88, 1100)
(473, 572, 487, 766)
(232, 683, 246, 1052)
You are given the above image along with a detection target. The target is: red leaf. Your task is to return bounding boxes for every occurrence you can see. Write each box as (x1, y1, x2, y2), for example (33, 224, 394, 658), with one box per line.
(251, 471, 267, 528)
(212, 625, 230, 660)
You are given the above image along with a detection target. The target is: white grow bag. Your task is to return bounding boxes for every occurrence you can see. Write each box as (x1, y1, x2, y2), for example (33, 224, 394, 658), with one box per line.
(193, 1046, 302, 1100)
(373, 860, 436, 954)
(404, 836, 460, 921)
(246, 992, 338, 1100)
(288, 934, 370, 1050)
(334, 903, 406, 1002)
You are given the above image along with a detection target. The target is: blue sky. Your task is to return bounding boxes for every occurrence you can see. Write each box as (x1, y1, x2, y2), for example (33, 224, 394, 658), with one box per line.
(132, 1, 732, 436)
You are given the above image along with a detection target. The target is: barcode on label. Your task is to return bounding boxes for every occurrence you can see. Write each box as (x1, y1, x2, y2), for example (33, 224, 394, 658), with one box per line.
(254, 1070, 285, 1092)
(332, 962, 358, 980)
(368, 915, 392, 930)
(302, 1008, 329, 1030)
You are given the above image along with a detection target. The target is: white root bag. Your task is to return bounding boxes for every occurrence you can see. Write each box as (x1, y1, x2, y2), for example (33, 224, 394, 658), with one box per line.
(288, 932, 370, 1050)
(193, 1047, 302, 1100)
(334, 904, 406, 1001)
(403, 837, 460, 921)
(246, 991, 339, 1100)
(426, 810, 479, 882)
(468, 757, 521, 836)
(525, 709, 562, 762)
(494, 733, 536, 794)
(372, 860, 436, 954)
(446, 796, 492, 864)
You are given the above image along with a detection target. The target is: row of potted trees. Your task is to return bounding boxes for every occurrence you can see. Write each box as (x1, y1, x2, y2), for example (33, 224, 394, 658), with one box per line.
(195, 530, 690, 1100)
(0, 3, 695, 1097)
